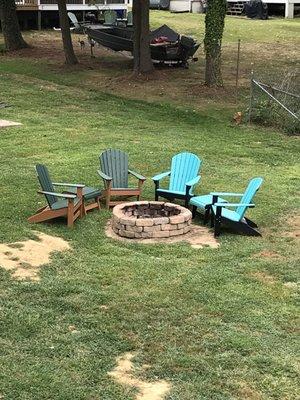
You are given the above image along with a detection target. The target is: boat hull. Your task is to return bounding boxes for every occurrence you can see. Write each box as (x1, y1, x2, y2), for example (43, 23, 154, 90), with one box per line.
(86, 26, 199, 65)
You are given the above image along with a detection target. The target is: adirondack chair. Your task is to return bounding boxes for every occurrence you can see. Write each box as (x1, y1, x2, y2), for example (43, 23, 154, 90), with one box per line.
(67, 12, 85, 32)
(152, 152, 202, 207)
(104, 10, 117, 25)
(28, 164, 85, 228)
(127, 11, 133, 26)
(190, 177, 263, 237)
(98, 149, 146, 208)
(64, 185, 102, 213)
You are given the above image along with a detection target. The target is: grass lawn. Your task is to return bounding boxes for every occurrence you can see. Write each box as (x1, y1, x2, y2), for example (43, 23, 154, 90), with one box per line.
(0, 12, 299, 400)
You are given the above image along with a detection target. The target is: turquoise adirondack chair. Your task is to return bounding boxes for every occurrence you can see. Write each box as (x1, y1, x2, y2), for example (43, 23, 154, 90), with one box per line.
(152, 152, 202, 207)
(98, 149, 146, 208)
(104, 10, 117, 25)
(190, 177, 263, 237)
(28, 164, 85, 228)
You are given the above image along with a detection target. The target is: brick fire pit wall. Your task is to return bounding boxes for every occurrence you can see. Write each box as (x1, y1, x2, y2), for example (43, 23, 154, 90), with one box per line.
(112, 201, 192, 239)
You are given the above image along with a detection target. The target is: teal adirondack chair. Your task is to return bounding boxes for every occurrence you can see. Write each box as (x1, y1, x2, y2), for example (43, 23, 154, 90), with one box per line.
(104, 10, 117, 25)
(98, 149, 146, 208)
(28, 164, 85, 228)
(190, 177, 263, 237)
(152, 152, 202, 207)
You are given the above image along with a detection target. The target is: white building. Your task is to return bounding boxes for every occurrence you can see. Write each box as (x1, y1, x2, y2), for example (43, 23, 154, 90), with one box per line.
(169, 0, 299, 18)
(15, 0, 132, 29)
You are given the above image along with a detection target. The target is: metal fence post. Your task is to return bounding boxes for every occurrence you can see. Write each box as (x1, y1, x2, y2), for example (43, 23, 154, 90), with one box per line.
(235, 38, 241, 103)
(248, 70, 254, 124)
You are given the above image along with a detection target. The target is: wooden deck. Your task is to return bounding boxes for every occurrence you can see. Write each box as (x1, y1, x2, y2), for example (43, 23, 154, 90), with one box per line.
(16, 0, 129, 10)
(16, 0, 38, 11)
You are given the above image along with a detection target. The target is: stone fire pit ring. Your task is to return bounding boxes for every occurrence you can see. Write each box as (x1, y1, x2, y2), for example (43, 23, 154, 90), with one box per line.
(112, 201, 192, 239)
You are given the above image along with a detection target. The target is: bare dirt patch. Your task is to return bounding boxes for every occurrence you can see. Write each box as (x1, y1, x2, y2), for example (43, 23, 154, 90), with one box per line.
(106, 221, 219, 249)
(253, 250, 283, 260)
(250, 271, 277, 285)
(0, 120, 22, 129)
(108, 352, 171, 400)
(0, 231, 70, 281)
(284, 215, 300, 241)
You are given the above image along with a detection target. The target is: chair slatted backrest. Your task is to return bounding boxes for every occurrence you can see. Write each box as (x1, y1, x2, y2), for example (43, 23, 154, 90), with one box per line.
(127, 11, 133, 25)
(169, 152, 201, 193)
(68, 12, 81, 29)
(99, 149, 129, 188)
(236, 177, 263, 220)
(35, 164, 57, 208)
(104, 10, 117, 25)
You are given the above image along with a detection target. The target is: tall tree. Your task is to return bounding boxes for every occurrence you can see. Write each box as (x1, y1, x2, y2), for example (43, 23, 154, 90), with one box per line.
(132, 0, 153, 75)
(0, 0, 28, 51)
(204, 0, 227, 86)
(57, 0, 78, 65)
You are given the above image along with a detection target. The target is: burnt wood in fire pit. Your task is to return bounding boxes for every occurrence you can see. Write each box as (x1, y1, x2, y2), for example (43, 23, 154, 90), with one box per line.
(112, 201, 192, 239)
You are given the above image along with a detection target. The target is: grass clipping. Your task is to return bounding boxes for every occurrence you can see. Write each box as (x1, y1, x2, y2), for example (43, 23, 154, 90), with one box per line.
(108, 353, 171, 400)
(0, 231, 70, 281)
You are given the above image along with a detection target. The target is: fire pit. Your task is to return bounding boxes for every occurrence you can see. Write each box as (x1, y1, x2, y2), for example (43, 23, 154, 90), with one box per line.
(112, 201, 192, 239)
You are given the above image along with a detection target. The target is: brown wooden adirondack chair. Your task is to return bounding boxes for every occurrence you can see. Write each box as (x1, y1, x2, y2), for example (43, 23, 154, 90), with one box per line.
(28, 164, 84, 228)
(98, 149, 146, 208)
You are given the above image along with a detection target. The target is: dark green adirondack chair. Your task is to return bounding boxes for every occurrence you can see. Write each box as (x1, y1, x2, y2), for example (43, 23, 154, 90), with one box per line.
(98, 149, 146, 208)
(28, 164, 84, 228)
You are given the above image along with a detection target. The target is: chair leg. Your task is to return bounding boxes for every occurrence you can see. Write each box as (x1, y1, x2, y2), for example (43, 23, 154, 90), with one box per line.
(155, 192, 159, 201)
(245, 217, 258, 228)
(210, 211, 214, 228)
(204, 206, 210, 224)
(67, 201, 75, 228)
(192, 205, 197, 219)
(214, 207, 222, 237)
(106, 190, 111, 209)
(97, 197, 101, 210)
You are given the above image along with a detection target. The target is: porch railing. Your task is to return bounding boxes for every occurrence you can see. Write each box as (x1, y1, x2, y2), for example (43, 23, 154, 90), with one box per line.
(16, 0, 127, 5)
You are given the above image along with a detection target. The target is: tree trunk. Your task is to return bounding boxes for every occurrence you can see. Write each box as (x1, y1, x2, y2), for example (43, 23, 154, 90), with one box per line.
(57, 0, 78, 65)
(0, 0, 28, 51)
(204, 0, 227, 86)
(133, 0, 153, 75)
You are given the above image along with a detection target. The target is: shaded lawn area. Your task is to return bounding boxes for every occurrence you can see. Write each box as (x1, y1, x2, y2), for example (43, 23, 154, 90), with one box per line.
(0, 63, 299, 399)
(0, 12, 299, 112)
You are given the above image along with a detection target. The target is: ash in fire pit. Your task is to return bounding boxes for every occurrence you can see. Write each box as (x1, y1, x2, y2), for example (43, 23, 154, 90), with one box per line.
(112, 201, 192, 239)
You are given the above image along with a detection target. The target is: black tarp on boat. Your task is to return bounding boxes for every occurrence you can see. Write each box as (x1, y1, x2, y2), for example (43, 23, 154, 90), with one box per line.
(86, 24, 199, 66)
(244, 0, 268, 19)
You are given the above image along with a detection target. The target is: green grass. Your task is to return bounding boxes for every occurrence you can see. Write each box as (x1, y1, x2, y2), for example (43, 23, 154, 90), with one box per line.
(0, 12, 300, 400)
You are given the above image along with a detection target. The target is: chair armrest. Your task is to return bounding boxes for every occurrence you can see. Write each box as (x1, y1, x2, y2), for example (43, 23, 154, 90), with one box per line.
(97, 170, 112, 181)
(152, 171, 171, 182)
(53, 182, 85, 188)
(128, 169, 146, 181)
(38, 190, 76, 199)
(186, 175, 201, 187)
(210, 192, 244, 197)
(214, 202, 255, 208)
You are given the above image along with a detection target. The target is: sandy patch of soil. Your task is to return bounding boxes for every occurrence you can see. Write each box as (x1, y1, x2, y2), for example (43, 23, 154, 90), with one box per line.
(0, 120, 22, 128)
(249, 271, 277, 285)
(108, 352, 171, 400)
(0, 231, 70, 281)
(105, 221, 219, 249)
(284, 215, 300, 242)
(283, 281, 299, 290)
(253, 250, 283, 260)
(237, 381, 262, 399)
